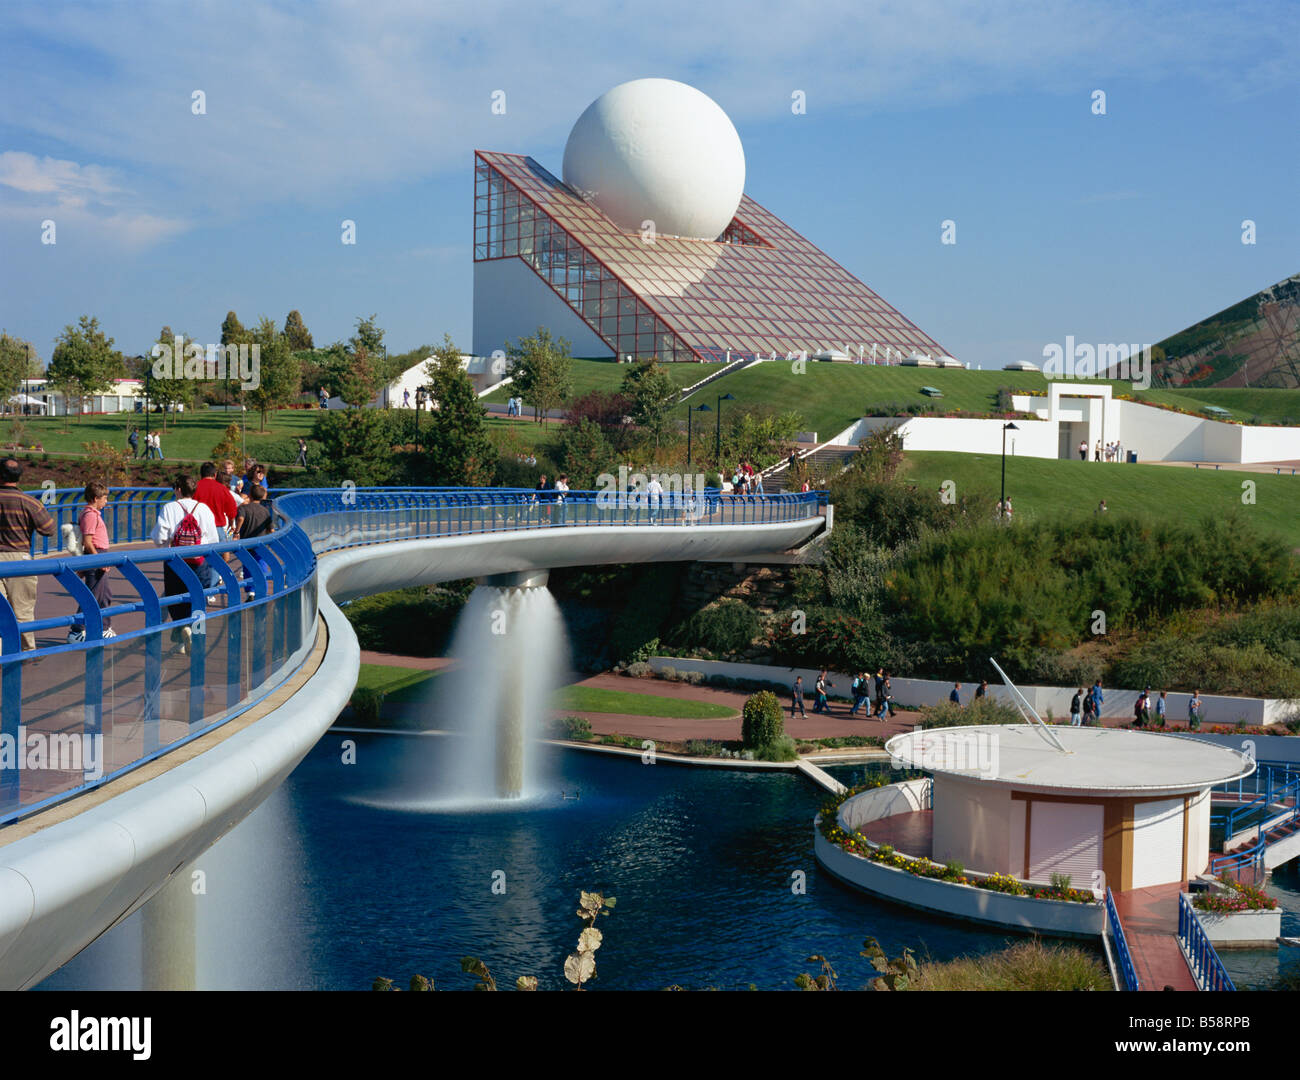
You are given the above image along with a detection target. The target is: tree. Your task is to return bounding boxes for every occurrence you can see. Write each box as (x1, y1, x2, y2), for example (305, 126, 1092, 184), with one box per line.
(48, 315, 127, 423)
(566, 389, 635, 453)
(422, 335, 495, 486)
(145, 326, 196, 428)
(220, 311, 248, 347)
(508, 327, 573, 422)
(311, 409, 396, 486)
(338, 346, 380, 408)
(620, 360, 677, 449)
(246, 316, 302, 430)
(558, 417, 614, 490)
(0, 333, 42, 404)
(350, 314, 385, 360)
(283, 310, 314, 352)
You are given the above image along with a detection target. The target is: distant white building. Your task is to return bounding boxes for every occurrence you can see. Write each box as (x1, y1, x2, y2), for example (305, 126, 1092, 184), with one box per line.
(329, 355, 511, 410)
(10, 378, 146, 416)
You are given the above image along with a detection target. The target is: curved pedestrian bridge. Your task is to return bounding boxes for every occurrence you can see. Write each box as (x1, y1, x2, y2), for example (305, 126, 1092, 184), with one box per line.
(0, 485, 827, 988)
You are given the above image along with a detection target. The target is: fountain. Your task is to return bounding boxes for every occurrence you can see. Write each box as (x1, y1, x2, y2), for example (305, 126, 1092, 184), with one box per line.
(440, 571, 568, 800)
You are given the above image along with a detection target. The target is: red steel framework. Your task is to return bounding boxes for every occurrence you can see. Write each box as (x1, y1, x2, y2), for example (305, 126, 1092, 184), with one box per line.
(474, 150, 953, 365)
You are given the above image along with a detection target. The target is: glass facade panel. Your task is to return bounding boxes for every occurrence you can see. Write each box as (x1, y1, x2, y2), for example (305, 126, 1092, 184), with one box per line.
(473, 150, 952, 364)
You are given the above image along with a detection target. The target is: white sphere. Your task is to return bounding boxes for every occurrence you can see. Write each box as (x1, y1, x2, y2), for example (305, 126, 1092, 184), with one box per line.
(562, 78, 745, 242)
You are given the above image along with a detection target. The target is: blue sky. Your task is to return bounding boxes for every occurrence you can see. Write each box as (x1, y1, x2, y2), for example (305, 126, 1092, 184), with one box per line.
(1, 0, 1296, 370)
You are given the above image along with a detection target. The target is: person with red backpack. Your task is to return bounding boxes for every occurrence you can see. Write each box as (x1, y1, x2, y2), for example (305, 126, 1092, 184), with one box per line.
(151, 473, 218, 653)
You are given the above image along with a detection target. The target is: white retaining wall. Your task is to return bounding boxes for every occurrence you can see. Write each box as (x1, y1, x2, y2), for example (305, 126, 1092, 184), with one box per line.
(648, 656, 1296, 727)
(839, 416, 1060, 457)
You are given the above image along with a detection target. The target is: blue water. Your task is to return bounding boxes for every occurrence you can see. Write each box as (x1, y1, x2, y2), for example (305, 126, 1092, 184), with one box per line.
(1217, 860, 1300, 991)
(39, 736, 1036, 991)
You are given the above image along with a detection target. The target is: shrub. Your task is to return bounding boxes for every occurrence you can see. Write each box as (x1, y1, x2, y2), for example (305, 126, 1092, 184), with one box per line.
(755, 735, 799, 762)
(672, 599, 760, 656)
(349, 687, 385, 725)
(918, 697, 1022, 728)
(553, 716, 593, 740)
(685, 739, 729, 757)
(741, 690, 785, 749)
(660, 666, 678, 682)
(625, 662, 652, 679)
(683, 670, 706, 686)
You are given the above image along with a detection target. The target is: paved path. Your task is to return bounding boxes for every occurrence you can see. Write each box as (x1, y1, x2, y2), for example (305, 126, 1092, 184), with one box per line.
(1111, 883, 1198, 991)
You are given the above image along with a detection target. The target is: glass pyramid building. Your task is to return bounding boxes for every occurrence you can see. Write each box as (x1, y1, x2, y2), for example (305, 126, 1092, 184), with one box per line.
(473, 150, 953, 365)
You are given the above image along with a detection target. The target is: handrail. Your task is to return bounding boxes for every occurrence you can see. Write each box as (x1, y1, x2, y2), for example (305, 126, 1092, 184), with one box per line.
(0, 484, 827, 825)
(1104, 887, 1141, 991)
(1178, 892, 1236, 991)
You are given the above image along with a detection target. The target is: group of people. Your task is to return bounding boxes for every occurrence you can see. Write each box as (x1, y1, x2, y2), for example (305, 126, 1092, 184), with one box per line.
(728, 461, 763, 495)
(0, 456, 280, 653)
(504, 396, 525, 417)
(1077, 439, 1127, 463)
(1067, 682, 1203, 728)
(126, 428, 164, 459)
(789, 668, 896, 719)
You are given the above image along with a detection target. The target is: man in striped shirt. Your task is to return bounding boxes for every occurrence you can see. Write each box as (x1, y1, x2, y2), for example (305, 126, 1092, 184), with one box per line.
(0, 458, 55, 649)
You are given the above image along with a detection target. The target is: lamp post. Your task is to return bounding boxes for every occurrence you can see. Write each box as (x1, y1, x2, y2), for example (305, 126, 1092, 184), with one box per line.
(714, 392, 734, 463)
(1000, 422, 1019, 521)
(415, 386, 426, 454)
(686, 402, 711, 466)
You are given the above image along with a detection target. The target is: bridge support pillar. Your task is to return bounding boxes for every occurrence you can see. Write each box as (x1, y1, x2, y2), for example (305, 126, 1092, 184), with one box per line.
(477, 570, 549, 590)
(142, 869, 197, 991)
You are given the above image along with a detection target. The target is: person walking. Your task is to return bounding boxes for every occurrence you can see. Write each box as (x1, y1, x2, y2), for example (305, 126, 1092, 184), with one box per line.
(1090, 679, 1104, 720)
(849, 671, 868, 717)
(879, 673, 895, 720)
(949, 682, 962, 707)
(554, 474, 569, 525)
(0, 458, 55, 650)
(1188, 690, 1203, 730)
(233, 484, 275, 599)
(127, 427, 139, 459)
(195, 462, 239, 599)
(1155, 690, 1167, 728)
(295, 438, 308, 468)
(402, 388, 411, 409)
(975, 679, 989, 701)
(1094, 440, 1101, 462)
(813, 670, 832, 714)
(151, 473, 218, 653)
(1077, 438, 1087, 461)
(1133, 691, 1148, 728)
(1070, 687, 1083, 727)
(1082, 690, 1097, 726)
(319, 386, 329, 409)
(71, 481, 116, 642)
(646, 474, 663, 524)
(873, 668, 886, 716)
(790, 675, 807, 719)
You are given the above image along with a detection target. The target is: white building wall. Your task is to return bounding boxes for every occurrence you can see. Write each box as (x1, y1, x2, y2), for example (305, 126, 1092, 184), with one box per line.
(473, 257, 611, 359)
(1114, 400, 1204, 461)
(846, 416, 1060, 457)
(932, 774, 1013, 873)
(1238, 424, 1300, 463)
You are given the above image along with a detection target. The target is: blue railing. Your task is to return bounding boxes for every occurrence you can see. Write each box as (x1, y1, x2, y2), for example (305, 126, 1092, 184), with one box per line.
(1104, 887, 1141, 992)
(1178, 892, 1236, 992)
(1210, 762, 1300, 837)
(0, 485, 827, 825)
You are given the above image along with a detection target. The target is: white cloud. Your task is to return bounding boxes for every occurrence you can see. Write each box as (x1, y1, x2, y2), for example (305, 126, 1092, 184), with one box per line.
(0, 1, 1294, 241)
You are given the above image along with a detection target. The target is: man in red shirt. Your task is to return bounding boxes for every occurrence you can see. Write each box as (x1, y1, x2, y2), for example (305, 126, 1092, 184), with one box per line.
(194, 461, 238, 594)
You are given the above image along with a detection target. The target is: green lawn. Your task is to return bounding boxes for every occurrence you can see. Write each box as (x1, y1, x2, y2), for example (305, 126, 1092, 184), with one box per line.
(481, 358, 725, 405)
(7, 409, 321, 463)
(1135, 387, 1300, 425)
(900, 451, 1300, 545)
(552, 685, 736, 719)
(354, 665, 736, 718)
(355, 664, 440, 701)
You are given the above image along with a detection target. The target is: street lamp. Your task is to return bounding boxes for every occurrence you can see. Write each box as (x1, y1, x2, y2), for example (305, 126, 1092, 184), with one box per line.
(714, 392, 734, 463)
(1000, 422, 1019, 521)
(414, 385, 426, 454)
(686, 402, 711, 465)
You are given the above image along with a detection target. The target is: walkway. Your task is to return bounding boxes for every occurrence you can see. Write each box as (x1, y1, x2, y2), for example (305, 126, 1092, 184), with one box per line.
(1111, 884, 1198, 991)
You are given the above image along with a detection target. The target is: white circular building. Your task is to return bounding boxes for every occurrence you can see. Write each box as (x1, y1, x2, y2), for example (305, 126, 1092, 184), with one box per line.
(562, 77, 745, 241)
(815, 724, 1255, 935)
(887, 725, 1254, 892)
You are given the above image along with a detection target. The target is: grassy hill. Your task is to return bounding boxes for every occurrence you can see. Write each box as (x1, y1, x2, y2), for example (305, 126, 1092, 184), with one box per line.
(900, 451, 1300, 546)
(481, 358, 723, 406)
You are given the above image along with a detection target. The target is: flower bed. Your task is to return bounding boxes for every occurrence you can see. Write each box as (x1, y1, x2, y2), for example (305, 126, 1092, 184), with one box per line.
(1193, 879, 1278, 914)
(818, 787, 1096, 904)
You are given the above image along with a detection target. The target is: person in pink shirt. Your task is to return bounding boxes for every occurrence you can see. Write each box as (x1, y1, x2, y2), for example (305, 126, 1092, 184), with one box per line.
(70, 480, 115, 642)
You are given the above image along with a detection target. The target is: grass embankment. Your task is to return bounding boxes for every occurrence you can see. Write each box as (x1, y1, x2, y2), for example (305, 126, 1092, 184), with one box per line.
(481, 359, 723, 406)
(905, 940, 1112, 991)
(901, 451, 1300, 546)
(354, 664, 440, 702)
